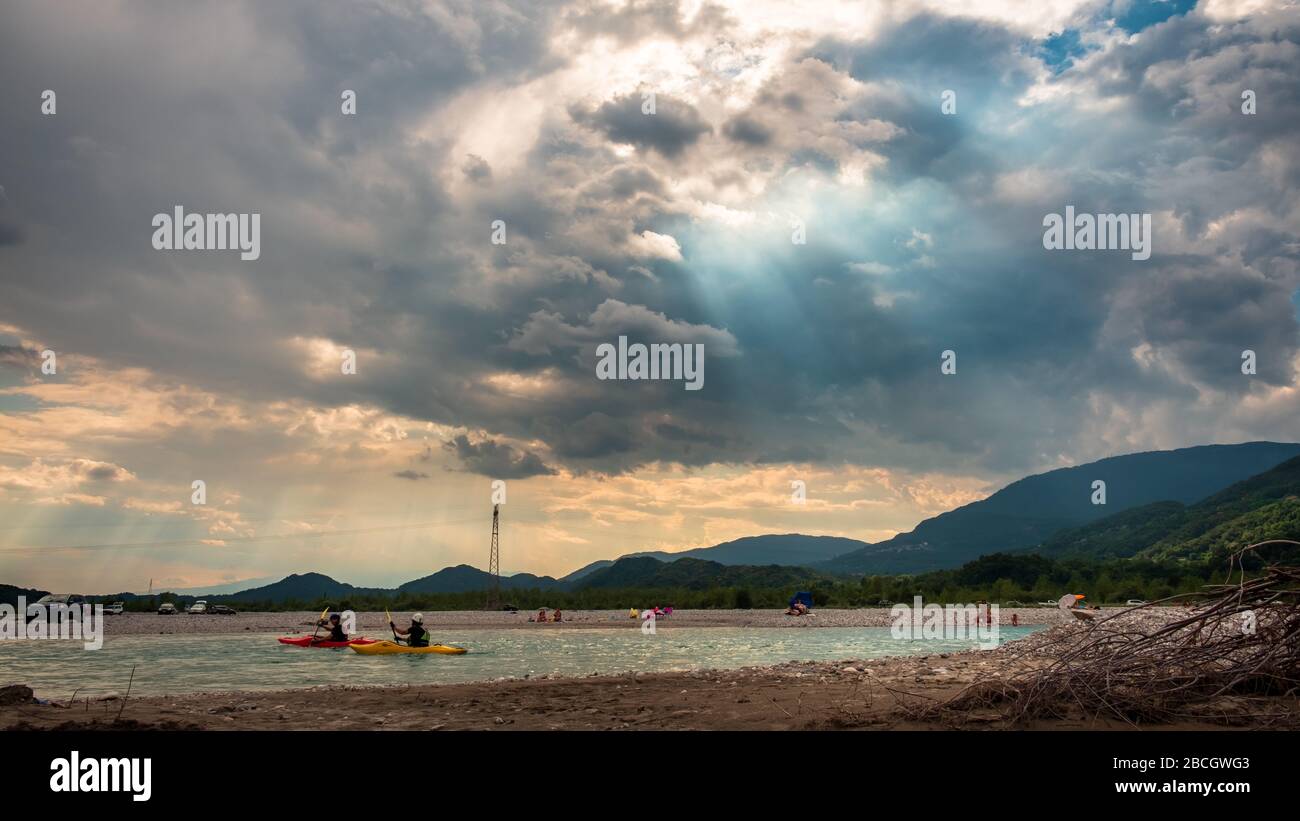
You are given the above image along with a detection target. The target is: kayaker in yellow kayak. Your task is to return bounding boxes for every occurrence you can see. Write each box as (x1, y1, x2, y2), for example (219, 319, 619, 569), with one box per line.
(389, 612, 430, 647)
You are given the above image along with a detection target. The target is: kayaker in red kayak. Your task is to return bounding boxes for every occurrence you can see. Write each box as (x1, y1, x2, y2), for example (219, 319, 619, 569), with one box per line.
(389, 612, 430, 648)
(314, 613, 349, 645)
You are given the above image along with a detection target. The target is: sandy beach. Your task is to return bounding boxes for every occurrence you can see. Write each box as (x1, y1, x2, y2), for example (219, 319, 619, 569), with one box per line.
(6, 606, 1270, 731)
(97, 606, 1075, 636)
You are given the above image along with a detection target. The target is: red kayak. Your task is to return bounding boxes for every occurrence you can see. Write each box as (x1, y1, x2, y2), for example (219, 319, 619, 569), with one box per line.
(277, 636, 377, 648)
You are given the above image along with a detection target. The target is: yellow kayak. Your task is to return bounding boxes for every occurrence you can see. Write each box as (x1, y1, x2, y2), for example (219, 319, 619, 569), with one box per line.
(350, 640, 467, 656)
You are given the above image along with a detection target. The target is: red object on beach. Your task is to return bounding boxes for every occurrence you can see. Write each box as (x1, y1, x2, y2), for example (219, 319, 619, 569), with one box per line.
(277, 636, 377, 648)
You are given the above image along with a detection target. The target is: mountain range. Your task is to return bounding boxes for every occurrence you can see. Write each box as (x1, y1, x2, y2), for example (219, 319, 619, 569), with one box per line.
(814, 442, 1300, 575)
(207, 557, 828, 603)
(220, 566, 566, 603)
(8, 441, 1300, 600)
(558, 534, 869, 582)
(1035, 453, 1300, 563)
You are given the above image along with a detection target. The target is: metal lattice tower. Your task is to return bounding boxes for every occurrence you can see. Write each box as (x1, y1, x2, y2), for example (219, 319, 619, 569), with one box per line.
(485, 504, 501, 610)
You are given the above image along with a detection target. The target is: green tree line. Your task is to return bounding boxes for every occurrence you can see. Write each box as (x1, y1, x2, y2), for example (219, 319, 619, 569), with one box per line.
(109, 551, 1277, 612)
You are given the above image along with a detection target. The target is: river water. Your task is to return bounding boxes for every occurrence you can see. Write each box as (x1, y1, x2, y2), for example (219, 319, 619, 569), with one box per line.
(0, 625, 1042, 698)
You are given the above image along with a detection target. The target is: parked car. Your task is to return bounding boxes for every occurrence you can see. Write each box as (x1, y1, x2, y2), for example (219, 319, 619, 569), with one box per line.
(103, 602, 125, 615)
(33, 593, 87, 607)
(157, 603, 177, 615)
(209, 604, 237, 615)
(27, 593, 87, 620)
(187, 600, 208, 614)
(1125, 599, 1148, 606)
(501, 603, 519, 612)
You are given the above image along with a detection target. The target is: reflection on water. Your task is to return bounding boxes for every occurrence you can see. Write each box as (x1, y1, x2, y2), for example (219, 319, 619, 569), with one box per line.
(0, 626, 1043, 698)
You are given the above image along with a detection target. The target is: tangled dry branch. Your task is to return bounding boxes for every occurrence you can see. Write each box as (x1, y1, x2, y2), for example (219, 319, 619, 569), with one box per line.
(918, 540, 1300, 727)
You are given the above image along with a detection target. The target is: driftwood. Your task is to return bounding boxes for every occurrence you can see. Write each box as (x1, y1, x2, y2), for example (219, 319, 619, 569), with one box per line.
(915, 540, 1300, 727)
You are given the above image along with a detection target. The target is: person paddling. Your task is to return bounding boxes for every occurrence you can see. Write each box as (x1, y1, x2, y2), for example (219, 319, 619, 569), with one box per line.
(390, 612, 430, 647)
(314, 612, 348, 644)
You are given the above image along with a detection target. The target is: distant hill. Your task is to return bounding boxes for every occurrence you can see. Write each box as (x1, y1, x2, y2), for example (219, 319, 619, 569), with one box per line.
(1033, 500, 1190, 559)
(206, 566, 562, 603)
(628, 534, 870, 566)
(398, 564, 560, 593)
(1038, 455, 1300, 563)
(819, 442, 1300, 575)
(0, 583, 48, 606)
(575, 556, 829, 591)
(558, 560, 615, 584)
(165, 576, 283, 596)
(556, 534, 871, 583)
(221, 572, 385, 603)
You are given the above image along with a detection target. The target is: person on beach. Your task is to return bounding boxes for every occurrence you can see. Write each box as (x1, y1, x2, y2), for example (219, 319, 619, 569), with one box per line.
(552, 608, 562, 622)
(389, 613, 430, 647)
(314, 613, 348, 644)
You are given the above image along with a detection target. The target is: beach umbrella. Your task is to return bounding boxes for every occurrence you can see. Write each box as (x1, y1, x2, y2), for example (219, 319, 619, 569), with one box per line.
(1058, 593, 1085, 610)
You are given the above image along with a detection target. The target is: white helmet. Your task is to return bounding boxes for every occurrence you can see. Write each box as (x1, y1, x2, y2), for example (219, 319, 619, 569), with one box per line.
(411, 612, 424, 624)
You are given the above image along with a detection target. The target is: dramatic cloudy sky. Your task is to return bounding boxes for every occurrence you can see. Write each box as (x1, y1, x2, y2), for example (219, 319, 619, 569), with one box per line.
(2, 0, 1298, 591)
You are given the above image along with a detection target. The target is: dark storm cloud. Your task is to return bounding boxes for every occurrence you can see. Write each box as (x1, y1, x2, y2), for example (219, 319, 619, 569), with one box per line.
(0, 344, 38, 367)
(393, 469, 431, 480)
(536, 413, 638, 462)
(722, 114, 773, 146)
(585, 165, 667, 199)
(0, 0, 572, 417)
(811, 13, 1035, 183)
(571, 92, 712, 157)
(83, 463, 126, 481)
(0, 186, 24, 246)
(462, 155, 493, 183)
(444, 435, 557, 479)
(654, 421, 727, 448)
(1, 0, 1297, 486)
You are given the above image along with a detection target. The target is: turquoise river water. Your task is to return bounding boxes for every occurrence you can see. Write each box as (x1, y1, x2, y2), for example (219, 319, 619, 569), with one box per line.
(0, 626, 1043, 698)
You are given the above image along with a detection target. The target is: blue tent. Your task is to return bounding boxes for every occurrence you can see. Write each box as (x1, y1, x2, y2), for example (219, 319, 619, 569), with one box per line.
(789, 591, 813, 609)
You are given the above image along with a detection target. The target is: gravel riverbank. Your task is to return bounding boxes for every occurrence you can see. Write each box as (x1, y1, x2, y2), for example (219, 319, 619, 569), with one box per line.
(100, 606, 1102, 636)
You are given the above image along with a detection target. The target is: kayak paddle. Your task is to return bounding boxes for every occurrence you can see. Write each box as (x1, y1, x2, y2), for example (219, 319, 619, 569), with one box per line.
(385, 607, 400, 644)
(307, 606, 329, 646)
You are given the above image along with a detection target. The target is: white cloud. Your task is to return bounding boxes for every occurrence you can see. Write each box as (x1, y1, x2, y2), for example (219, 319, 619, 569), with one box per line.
(628, 229, 684, 260)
